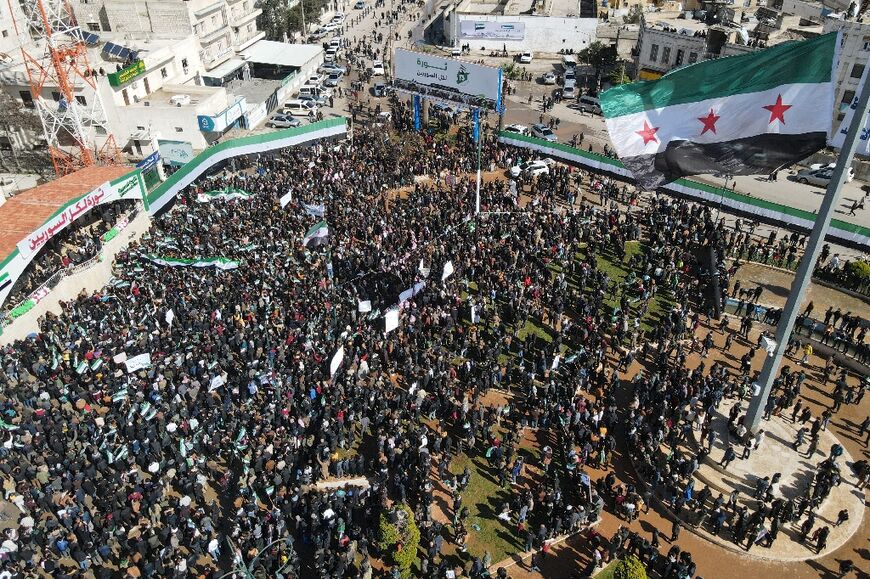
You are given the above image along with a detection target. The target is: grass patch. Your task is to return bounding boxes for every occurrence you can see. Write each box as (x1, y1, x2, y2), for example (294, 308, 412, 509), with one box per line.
(594, 561, 619, 579)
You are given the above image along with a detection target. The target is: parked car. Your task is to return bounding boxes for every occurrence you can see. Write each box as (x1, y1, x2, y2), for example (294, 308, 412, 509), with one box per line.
(373, 82, 386, 97)
(577, 95, 602, 115)
(266, 114, 302, 128)
(541, 72, 557, 85)
(297, 94, 328, 107)
(319, 63, 347, 75)
(451, 47, 461, 57)
(563, 70, 576, 84)
(796, 165, 855, 186)
(283, 99, 318, 117)
(503, 124, 530, 136)
(354, 0, 365, 8)
(323, 22, 341, 31)
(562, 85, 578, 99)
(530, 123, 556, 142)
(323, 73, 343, 87)
(519, 51, 533, 63)
(371, 60, 385, 76)
(309, 28, 329, 40)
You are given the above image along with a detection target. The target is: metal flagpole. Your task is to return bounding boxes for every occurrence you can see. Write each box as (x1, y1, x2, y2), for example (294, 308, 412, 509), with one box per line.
(474, 108, 482, 215)
(744, 71, 870, 433)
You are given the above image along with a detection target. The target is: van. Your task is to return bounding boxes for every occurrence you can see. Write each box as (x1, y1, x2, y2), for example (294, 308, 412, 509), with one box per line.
(298, 85, 322, 98)
(283, 99, 318, 117)
(561, 54, 577, 70)
(577, 95, 601, 115)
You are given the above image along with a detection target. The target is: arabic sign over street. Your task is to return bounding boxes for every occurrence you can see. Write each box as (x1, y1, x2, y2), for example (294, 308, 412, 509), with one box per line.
(17, 172, 144, 260)
(460, 21, 525, 41)
(393, 49, 502, 110)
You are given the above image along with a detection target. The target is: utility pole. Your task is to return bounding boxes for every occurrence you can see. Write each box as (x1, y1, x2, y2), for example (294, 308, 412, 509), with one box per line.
(744, 69, 870, 432)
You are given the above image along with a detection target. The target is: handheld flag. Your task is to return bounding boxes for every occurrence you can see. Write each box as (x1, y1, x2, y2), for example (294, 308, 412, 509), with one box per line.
(600, 33, 838, 190)
(302, 220, 329, 248)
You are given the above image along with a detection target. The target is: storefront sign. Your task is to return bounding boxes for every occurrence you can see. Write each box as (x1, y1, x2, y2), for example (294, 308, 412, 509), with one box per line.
(108, 60, 146, 87)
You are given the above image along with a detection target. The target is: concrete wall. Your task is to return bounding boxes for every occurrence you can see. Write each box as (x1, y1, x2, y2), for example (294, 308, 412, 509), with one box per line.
(102, 0, 193, 35)
(449, 14, 598, 53)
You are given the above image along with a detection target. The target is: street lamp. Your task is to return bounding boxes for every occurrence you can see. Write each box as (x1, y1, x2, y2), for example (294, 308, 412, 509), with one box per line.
(215, 536, 296, 579)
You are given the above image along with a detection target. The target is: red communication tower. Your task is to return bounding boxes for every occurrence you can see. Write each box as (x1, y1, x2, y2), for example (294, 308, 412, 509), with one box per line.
(8, 0, 121, 176)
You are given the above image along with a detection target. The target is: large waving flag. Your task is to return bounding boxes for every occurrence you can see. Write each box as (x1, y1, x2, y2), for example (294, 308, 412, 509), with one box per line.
(601, 33, 838, 190)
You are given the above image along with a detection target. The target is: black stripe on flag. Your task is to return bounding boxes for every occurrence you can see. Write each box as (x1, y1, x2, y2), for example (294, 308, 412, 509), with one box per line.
(623, 132, 828, 191)
(0, 278, 10, 293)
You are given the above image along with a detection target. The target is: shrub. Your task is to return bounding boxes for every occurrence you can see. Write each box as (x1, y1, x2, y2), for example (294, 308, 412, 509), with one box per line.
(846, 259, 870, 283)
(613, 555, 648, 579)
(378, 503, 420, 579)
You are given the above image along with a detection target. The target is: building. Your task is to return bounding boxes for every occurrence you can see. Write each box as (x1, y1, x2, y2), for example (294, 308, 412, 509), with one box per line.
(441, 0, 598, 53)
(822, 16, 870, 124)
(69, 0, 265, 73)
(635, 22, 755, 80)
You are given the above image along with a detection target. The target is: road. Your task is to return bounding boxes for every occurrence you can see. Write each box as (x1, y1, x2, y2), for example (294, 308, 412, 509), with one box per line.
(242, 4, 870, 247)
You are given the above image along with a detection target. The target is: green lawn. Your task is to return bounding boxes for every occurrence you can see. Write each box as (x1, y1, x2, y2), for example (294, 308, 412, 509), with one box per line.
(594, 561, 618, 579)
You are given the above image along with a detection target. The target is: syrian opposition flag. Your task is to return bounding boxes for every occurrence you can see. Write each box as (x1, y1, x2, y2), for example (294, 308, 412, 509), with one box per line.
(302, 220, 329, 248)
(601, 33, 837, 190)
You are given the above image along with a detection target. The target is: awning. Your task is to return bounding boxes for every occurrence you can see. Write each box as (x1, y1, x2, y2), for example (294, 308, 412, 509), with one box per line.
(102, 42, 137, 60)
(202, 58, 245, 82)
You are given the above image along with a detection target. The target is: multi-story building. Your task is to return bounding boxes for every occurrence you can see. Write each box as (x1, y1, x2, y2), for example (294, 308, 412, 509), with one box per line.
(69, 0, 265, 73)
(822, 16, 870, 124)
(635, 23, 755, 80)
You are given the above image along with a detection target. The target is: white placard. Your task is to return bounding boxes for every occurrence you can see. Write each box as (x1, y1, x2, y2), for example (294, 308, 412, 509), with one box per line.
(124, 353, 152, 374)
(358, 300, 372, 313)
(442, 260, 454, 282)
(280, 190, 293, 208)
(384, 308, 399, 334)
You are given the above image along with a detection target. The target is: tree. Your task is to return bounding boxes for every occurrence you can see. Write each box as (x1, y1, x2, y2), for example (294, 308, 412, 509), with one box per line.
(614, 556, 648, 579)
(609, 61, 632, 85)
(623, 4, 644, 24)
(579, 41, 618, 75)
(378, 503, 421, 579)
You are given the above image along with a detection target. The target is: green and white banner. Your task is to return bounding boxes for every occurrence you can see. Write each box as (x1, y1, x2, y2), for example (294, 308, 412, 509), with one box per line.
(141, 255, 240, 270)
(498, 131, 870, 250)
(196, 187, 255, 203)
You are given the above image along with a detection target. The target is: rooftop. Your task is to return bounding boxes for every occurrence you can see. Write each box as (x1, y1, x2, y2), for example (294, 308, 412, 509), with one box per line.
(240, 41, 323, 68)
(0, 165, 131, 260)
(226, 77, 283, 104)
(456, 0, 586, 17)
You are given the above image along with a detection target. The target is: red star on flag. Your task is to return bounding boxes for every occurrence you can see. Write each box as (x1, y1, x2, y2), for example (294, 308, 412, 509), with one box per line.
(636, 121, 659, 145)
(698, 109, 720, 135)
(763, 94, 792, 124)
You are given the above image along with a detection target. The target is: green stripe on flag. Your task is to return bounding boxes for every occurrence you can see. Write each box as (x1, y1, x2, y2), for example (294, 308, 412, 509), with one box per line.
(76, 361, 88, 374)
(601, 32, 837, 118)
(141, 255, 240, 270)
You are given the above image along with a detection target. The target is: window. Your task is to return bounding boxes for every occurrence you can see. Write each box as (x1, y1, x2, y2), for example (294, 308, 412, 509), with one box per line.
(851, 63, 865, 79)
(689, 51, 698, 64)
(649, 43, 659, 62)
(1, 30, 7, 38)
(51, 91, 61, 101)
(136, 125, 146, 131)
(842, 90, 855, 105)
(675, 49, 684, 66)
(75, 95, 86, 105)
(661, 46, 671, 64)
(161, 67, 168, 78)
(19, 91, 34, 108)
(87, 22, 100, 32)
(175, 127, 184, 132)
(864, 36, 870, 51)
(181, 58, 189, 74)
(95, 126, 106, 135)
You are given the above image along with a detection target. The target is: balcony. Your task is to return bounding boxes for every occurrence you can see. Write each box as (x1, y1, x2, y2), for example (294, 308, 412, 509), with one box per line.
(199, 23, 231, 45)
(235, 30, 265, 51)
(231, 7, 261, 24)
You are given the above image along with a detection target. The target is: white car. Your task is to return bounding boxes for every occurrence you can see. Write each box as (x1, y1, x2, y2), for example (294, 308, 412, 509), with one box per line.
(371, 61, 385, 76)
(307, 74, 325, 87)
(796, 165, 855, 186)
(509, 159, 552, 178)
(519, 51, 533, 64)
(541, 72, 557, 85)
(531, 123, 557, 142)
(504, 124, 530, 136)
(319, 63, 347, 75)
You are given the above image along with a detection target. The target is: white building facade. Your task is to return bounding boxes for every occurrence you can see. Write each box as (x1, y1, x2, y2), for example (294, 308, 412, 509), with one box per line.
(823, 17, 870, 124)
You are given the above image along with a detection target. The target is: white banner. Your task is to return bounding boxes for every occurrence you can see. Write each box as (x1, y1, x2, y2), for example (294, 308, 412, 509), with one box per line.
(830, 60, 870, 156)
(330, 346, 344, 376)
(393, 49, 502, 106)
(460, 20, 525, 41)
(358, 300, 372, 313)
(125, 353, 152, 374)
(280, 190, 293, 208)
(384, 308, 399, 334)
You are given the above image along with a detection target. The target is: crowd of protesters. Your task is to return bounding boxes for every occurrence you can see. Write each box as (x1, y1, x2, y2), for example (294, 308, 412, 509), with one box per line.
(2, 200, 136, 315)
(0, 115, 865, 579)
